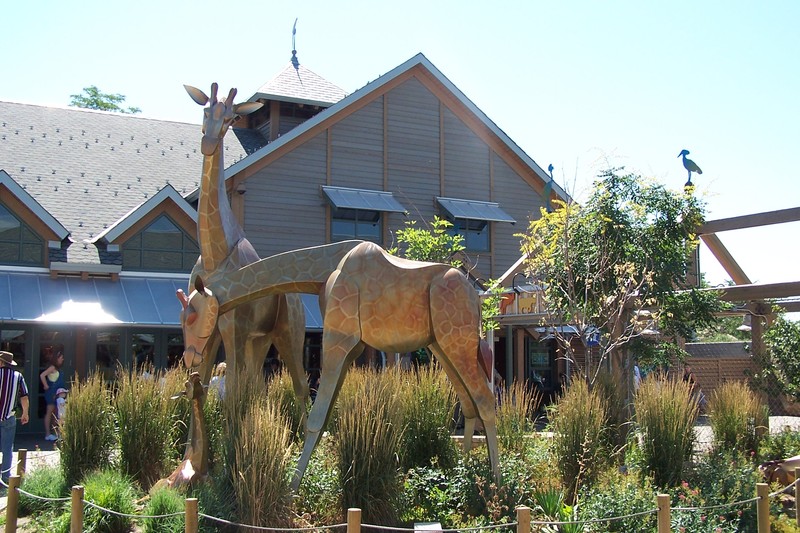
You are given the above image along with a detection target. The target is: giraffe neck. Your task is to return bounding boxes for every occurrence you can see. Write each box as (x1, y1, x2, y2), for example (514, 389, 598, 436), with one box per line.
(198, 146, 245, 272)
(214, 240, 369, 313)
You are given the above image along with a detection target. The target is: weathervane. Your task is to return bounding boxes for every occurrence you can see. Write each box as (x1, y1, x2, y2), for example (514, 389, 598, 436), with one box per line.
(678, 149, 702, 188)
(544, 163, 554, 212)
(291, 18, 300, 70)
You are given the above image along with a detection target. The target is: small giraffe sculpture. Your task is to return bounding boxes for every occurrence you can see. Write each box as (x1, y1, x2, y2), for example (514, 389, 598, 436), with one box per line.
(182, 83, 309, 401)
(178, 240, 500, 491)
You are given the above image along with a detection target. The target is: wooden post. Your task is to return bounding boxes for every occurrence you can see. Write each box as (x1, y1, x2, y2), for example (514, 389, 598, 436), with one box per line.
(71, 485, 84, 533)
(657, 494, 671, 533)
(185, 498, 198, 533)
(15, 449, 26, 478)
(795, 468, 800, 527)
(756, 483, 769, 533)
(347, 508, 361, 533)
(516, 505, 531, 533)
(4, 476, 20, 533)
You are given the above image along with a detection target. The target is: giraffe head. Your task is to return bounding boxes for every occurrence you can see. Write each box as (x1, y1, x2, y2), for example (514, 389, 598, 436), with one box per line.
(177, 277, 220, 369)
(184, 83, 263, 155)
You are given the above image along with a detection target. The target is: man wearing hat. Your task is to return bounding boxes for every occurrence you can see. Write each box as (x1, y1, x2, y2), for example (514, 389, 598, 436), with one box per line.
(0, 351, 29, 485)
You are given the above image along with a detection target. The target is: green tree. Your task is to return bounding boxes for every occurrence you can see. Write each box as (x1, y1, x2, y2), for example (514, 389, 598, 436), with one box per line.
(762, 316, 800, 400)
(69, 85, 141, 114)
(518, 169, 721, 382)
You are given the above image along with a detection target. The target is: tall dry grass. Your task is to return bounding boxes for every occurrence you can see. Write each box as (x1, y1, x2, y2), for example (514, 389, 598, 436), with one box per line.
(550, 378, 608, 503)
(397, 364, 459, 470)
(592, 369, 630, 452)
(496, 380, 542, 453)
(634, 375, 699, 486)
(707, 380, 769, 456)
(266, 368, 307, 441)
(114, 368, 177, 489)
(59, 371, 115, 487)
(335, 367, 405, 524)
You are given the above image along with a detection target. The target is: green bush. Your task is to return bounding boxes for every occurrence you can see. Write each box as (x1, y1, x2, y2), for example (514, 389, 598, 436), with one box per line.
(399, 364, 459, 470)
(335, 367, 405, 525)
(707, 380, 769, 456)
(577, 469, 658, 532)
(634, 376, 698, 487)
(18, 464, 68, 516)
(81, 468, 139, 533)
(550, 378, 608, 502)
(142, 486, 185, 533)
(115, 368, 177, 490)
(496, 380, 541, 453)
(759, 427, 800, 463)
(296, 438, 342, 524)
(59, 372, 116, 487)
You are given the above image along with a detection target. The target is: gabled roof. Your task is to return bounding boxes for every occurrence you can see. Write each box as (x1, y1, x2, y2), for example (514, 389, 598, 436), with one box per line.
(0, 101, 266, 265)
(0, 169, 69, 241)
(92, 183, 197, 244)
(249, 62, 347, 107)
(228, 53, 568, 202)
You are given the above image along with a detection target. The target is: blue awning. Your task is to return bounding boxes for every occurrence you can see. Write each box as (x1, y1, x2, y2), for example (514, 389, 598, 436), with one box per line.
(322, 186, 407, 213)
(0, 272, 323, 330)
(436, 197, 516, 223)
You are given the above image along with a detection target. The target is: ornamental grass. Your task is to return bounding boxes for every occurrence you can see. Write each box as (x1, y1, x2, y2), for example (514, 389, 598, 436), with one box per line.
(496, 379, 542, 453)
(634, 375, 699, 487)
(707, 380, 769, 456)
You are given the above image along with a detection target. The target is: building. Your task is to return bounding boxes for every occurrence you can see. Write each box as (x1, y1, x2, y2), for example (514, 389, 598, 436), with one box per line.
(0, 52, 565, 434)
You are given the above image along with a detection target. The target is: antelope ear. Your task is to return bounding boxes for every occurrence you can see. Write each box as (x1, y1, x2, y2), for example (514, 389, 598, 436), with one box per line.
(233, 101, 263, 116)
(184, 85, 209, 106)
(194, 275, 206, 295)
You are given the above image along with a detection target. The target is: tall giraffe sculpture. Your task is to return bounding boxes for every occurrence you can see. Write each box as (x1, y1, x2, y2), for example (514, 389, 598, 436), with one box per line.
(182, 82, 309, 403)
(178, 240, 500, 491)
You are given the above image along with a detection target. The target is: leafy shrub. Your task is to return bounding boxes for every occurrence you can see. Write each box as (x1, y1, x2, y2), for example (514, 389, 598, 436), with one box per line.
(81, 468, 139, 533)
(142, 486, 184, 533)
(335, 367, 405, 525)
(550, 378, 608, 502)
(577, 469, 658, 532)
(634, 376, 698, 487)
(707, 380, 769, 456)
(496, 379, 541, 453)
(398, 364, 459, 470)
(18, 464, 67, 516)
(762, 316, 800, 400)
(115, 368, 176, 490)
(758, 426, 800, 463)
(59, 372, 115, 487)
(296, 438, 342, 524)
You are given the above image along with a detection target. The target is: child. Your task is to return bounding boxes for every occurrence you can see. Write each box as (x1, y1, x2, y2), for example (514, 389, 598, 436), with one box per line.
(55, 388, 68, 421)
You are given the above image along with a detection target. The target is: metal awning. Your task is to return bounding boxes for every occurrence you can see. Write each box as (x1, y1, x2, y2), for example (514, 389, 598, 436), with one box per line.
(322, 186, 407, 213)
(436, 197, 516, 223)
(0, 272, 323, 330)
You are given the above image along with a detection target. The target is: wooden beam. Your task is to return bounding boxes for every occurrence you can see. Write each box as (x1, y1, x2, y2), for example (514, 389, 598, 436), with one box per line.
(700, 206, 800, 234)
(699, 234, 752, 285)
(699, 281, 800, 302)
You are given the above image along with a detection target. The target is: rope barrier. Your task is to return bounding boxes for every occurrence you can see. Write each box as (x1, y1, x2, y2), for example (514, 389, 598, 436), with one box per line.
(199, 513, 347, 531)
(82, 499, 185, 519)
(362, 522, 517, 531)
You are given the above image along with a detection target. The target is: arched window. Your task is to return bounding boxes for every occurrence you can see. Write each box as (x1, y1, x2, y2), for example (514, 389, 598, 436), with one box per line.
(122, 214, 198, 272)
(0, 203, 44, 266)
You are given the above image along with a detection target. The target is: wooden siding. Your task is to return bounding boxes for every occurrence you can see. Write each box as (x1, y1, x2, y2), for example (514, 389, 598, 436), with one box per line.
(442, 107, 489, 199)
(492, 153, 544, 273)
(685, 356, 758, 400)
(385, 78, 440, 224)
(243, 133, 328, 257)
(330, 98, 384, 190)
(279, 116, 305, 137)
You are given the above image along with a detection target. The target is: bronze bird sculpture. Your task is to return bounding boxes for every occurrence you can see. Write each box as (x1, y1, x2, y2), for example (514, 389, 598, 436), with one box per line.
(679, 149, 702, 187)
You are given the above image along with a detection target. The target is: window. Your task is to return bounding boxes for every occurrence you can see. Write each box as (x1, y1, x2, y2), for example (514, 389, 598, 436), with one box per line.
(0, 203, 44, 266)
(448, 217, 490, 252)
(122, 215, 198, 272)
(331, 207, 382, 244)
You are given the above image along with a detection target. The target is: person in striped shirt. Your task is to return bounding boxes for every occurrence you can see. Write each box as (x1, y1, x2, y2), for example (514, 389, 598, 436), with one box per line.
(0, 351, 29, 485)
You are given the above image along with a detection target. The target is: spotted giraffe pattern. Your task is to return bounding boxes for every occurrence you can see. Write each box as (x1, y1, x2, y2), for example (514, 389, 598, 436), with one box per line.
(185, 240, 500, 490)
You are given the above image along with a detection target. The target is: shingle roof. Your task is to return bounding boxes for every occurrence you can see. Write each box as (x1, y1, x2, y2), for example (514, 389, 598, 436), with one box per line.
(0, 101, 267, 265)
(251, 62, 347, 106)
(685, 342, 751, 358)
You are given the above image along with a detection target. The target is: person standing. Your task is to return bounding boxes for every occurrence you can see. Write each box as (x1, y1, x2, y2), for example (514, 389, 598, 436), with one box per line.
(39, 351, 65, 441)
(0, 351, 29, 485)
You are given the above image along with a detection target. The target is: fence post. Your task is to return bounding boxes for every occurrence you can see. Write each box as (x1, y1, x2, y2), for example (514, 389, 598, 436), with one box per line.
(516, 505, 531, 533)
(71, 485, 84, 533)
(185, 497, 198, 533)
(796, 468, 800, 527)
(657, 494, 671, 533)
(756, 483, 769, 533)
(4, 475, 20, 533)
(15, 449, 26, 478)
(347, 508, 362, 533)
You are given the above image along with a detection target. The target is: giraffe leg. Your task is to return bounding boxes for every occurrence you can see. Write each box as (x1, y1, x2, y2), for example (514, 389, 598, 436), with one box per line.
(271, 294, 310, 425)
(291, 331, 364, 492)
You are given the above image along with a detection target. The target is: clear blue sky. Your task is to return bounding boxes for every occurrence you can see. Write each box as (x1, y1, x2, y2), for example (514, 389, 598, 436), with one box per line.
(3, 0, 799, 291)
